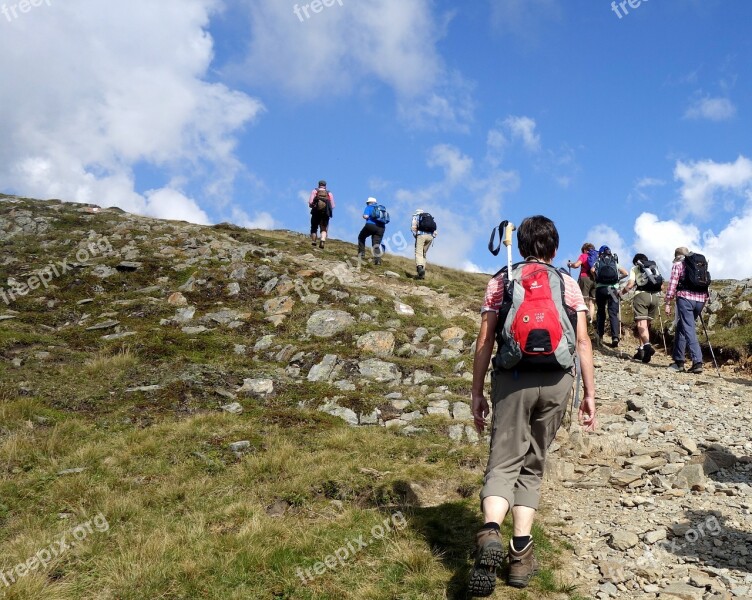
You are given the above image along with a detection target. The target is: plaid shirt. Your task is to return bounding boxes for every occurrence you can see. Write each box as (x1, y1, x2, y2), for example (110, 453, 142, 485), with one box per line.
(665, 259, 709, 303)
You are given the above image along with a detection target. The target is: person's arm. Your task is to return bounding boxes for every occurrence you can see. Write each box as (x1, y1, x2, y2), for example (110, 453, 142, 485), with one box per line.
(411, 215, 418, 237)
(665, 262, 681, 314)
(471, 311, 497, 434)
(308, 190, 316, 207)
(620, 267, 636, 296)
(576, 311, 597, 432)
(328, 192, 335, 208)
(568, 259, 583, 269)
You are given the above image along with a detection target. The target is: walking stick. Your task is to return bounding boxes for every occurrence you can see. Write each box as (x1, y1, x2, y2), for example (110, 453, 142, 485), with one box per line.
(502, 221, 515, 275)
(699, 310, 722, 378)
(657, 295, 669, 352)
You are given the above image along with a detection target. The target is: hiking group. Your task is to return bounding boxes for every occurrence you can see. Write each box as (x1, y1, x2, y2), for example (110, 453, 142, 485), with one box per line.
(308, 179, 439, 279)
(567, 243, 711, 373)
(467, 215, 712, 596)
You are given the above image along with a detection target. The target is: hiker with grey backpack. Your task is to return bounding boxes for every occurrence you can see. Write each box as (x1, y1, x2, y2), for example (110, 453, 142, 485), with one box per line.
(618, 253, 664, 362)
(308, 179, 335, 250)
(664, 247, 710, 374)
(469, 216, 596, 596)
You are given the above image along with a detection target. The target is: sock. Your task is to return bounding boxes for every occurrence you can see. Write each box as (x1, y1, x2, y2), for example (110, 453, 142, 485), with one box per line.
(480, 522, 500, 532)
(512, 536, 532, 552)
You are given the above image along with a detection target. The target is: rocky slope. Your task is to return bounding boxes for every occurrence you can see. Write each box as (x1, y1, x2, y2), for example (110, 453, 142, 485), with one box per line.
(0, 194, 750, 599)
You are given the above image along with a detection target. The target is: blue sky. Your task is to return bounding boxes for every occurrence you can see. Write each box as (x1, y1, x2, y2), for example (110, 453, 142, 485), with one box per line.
(1, 0, 751, 277)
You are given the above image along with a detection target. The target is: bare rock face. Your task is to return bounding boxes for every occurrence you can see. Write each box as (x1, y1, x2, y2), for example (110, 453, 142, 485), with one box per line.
(356, 331, 395, 357)
(306, 310, 355, 338)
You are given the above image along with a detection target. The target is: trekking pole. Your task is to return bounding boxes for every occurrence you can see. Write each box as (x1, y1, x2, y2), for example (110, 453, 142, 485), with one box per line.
(502, 221, 516, 274)
(657, 294, 668, 352)
(699, 310, 722, 378)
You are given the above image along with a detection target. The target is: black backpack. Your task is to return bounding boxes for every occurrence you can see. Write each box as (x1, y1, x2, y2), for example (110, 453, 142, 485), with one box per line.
(680, 253, 711, 292)
(594, 253, 619, 285)
(314, 188, 330, 214)
(636, 260, 664, 293)
(417, 213, 437, 233)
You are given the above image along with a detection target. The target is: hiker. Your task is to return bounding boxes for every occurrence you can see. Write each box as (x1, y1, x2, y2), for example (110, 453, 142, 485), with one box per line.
(411, 209, 437, 280)
(619, 253, 664, 363)
(469, 215, 596, 595)
(357, 197, 389, 265)
(308, 180, 334, 249)
(567, 242, 596, 323)
(664, 247, 710, 374)
(593, 245, 628, 348)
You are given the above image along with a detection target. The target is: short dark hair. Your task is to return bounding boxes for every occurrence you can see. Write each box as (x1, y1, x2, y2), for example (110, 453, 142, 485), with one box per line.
(633, 253, 648, 266)
(581, 242, 595, 253)
(318, 180, 327, 187)
(517, 215, 559, 261)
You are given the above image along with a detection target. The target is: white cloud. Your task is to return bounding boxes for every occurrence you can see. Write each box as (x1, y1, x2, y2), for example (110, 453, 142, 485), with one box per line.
(0, 0, 262, 225)
(684, 96, 737, 121)
(490, 0, 563, 38)
(632, 211, 752, 279)
(584, 224, 629, 267)
(238, 0, 471, 131)
(503, 116, 541, 152)
(674, 155, 752, 219)
(231, 207, 277, 230)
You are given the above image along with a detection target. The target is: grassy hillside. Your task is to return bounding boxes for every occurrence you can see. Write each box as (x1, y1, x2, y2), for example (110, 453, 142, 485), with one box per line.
(0, 197, 584, 599)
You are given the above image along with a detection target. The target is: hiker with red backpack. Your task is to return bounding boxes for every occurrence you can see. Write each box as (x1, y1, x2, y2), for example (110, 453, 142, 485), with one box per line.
(567, 242, 597, 324)
(357, 197, 389, 266)
(618, 253, 664, 363)
(411, 209, 437, 280)
(469, 215, 596, 596)
(593, 245, 628, 348)
(664, 247, 710, 374)
(308, 179, 335, 250)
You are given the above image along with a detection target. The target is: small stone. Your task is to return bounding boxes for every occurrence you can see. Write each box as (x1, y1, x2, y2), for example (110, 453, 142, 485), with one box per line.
(221, 402, 243, 415)
(238, 379, 274, 396)
(609, 530, 639, 551)
(167, 292, 188, 306)
(86, 320, 119, 331)
(229, 441, 251, 453)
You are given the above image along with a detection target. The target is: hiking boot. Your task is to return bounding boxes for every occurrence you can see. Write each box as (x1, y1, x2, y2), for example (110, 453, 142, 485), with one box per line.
(641, 343, 655, 364)
(468, 528, 505, 597)
(374, 257, 382, 266)
(688, 362, 703, 374)
(311, 241, 317, 248)
(632, 347, 644, 361)
(417, 265, 425, 280)
(507, 538, 538, 589)
(610, 339, 619, 349)
(319, 240, 325, 249)
(667, 362, 685, 372)
(594, 335, 602, 348)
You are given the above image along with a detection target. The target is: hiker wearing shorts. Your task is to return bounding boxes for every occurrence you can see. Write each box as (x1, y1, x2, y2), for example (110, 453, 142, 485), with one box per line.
(357, 197, 385, 265)
(469, 215, 596, 595)
(567, 242, 596, 324)
(619, 253, 663, 363)
(593, 245, 628, 348)
(308, 180, 335, 249)
(411, 209, 437, 280)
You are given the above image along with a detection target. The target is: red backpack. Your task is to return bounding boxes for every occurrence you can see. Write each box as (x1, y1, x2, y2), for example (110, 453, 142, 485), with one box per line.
(494, 261, 578, 371)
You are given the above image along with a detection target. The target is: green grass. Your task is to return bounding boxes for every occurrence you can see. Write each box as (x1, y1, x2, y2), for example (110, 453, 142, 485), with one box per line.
(0, 197, 594, 599)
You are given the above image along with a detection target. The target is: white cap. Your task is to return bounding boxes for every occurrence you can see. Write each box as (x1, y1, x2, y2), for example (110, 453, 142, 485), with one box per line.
(366, 197, 377, 204)
(414, 208, 424, 214)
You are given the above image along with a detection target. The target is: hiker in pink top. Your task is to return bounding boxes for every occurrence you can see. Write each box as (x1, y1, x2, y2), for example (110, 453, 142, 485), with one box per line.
(308, 180, 335, 249)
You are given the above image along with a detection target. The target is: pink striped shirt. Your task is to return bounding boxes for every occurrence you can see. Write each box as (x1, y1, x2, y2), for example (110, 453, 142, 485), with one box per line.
(481, 264, 587, 314)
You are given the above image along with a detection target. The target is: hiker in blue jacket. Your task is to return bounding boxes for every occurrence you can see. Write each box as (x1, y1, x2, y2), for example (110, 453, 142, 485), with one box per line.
(357, 197, 388, 266)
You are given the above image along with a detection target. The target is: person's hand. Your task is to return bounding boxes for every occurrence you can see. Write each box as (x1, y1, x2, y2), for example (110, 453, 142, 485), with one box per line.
(665, 303, 671, 315)
(471, 390, 490, 434)
(578, 394, 597, 432)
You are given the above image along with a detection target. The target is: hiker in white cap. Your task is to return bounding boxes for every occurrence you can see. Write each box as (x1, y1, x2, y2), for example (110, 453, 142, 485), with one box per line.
(357, 197, 389, 266)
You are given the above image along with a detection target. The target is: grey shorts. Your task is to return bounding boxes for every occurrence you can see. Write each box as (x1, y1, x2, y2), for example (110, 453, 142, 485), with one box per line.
(578, 276, 595, 299)
(633, 291, 659, 320)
